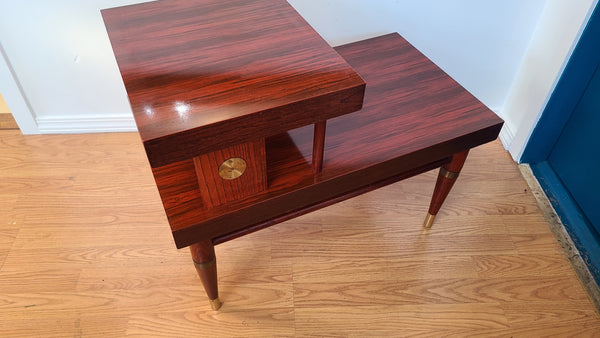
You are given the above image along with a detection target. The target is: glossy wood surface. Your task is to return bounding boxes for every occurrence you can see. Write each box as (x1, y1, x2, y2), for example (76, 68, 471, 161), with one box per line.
(152, 33, 504, 248)
(101, 0, 365, 168)
(428, 151, 469, 216)
(190, 240, 219, 301)
(193, 139, 266, 208)
(312, 121, 327, 173)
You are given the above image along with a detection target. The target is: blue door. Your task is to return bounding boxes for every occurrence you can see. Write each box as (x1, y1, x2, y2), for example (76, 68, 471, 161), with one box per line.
(548, 64, 600, 230)
(522, 4, 600, 282)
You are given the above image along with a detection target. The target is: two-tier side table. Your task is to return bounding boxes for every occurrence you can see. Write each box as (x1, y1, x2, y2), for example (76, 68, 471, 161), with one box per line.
(102, 0, 503, 310)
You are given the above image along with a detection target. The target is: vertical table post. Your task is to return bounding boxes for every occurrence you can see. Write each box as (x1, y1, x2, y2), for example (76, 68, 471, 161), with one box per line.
(312, 120, 327, 173)
(190, 240, 221, 310)
(424, 150, 470, 228)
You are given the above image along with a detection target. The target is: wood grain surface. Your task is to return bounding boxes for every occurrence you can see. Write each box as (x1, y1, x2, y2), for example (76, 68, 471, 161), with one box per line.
(0, 114, 18, 130)
(193, 139, 266, 208)
(1, 130, 599, 336)
(102, 0, 365, 167)
(427, 150, 469, 216)
(151, 33, 503, 248)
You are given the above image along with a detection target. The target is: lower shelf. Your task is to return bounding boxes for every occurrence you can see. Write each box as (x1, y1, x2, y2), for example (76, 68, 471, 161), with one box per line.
(213, 154, 449, 245)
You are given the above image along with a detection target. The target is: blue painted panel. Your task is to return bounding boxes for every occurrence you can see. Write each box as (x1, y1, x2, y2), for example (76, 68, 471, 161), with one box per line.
(548, 65, 600, 230)
(521, 4, 600, 163)
(523, 4, 600, 284)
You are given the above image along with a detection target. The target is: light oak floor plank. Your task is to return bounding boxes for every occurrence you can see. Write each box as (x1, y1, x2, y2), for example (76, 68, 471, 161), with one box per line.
(0, 113, 18, 130)
(0, 129, 599, 336)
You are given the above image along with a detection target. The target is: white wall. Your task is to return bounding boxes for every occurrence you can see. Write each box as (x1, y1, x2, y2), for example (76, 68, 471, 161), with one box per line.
(289, 0, 546, 114)
(500, 0, 598, 161)
(0, 0, 153, 133)
(0, 43, 38, 133)
(1, 0, 546, 134)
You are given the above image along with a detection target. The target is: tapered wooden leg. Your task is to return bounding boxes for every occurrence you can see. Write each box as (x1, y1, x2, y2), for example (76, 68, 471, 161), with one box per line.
(312, 120, 327, 173)
(190, 240, 221, 310)
(424, 150, 469, 228)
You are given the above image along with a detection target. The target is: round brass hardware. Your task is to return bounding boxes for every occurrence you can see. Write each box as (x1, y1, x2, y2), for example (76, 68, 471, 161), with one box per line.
(218, 157, 247, 180)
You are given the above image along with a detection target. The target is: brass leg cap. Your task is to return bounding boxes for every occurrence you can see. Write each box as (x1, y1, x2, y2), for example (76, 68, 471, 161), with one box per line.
(423, 213, 436, 228)
(210, 297, 222, 311)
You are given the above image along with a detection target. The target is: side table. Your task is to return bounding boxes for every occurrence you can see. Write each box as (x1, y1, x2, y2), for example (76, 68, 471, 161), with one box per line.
(103, 1, 503, 310)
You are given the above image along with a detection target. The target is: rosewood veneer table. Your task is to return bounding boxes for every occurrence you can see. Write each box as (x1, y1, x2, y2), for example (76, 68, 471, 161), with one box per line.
(102, 0, 503, 311)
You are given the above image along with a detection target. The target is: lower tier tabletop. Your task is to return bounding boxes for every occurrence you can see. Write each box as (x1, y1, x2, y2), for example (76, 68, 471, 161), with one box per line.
(151, 33, 504, 248)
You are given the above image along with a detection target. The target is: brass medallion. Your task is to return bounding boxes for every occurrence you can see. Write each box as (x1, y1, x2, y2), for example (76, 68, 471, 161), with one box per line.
(218, 157, 247, 180)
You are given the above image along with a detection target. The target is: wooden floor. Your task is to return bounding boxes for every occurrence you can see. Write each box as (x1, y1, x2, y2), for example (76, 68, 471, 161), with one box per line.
(1, 130, 599, 337)
(0, 93, 19, 130)
(0, 114, 19, 130)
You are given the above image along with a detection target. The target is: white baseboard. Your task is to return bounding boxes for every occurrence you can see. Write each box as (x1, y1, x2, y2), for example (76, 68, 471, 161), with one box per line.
(489, 107, 515, 153)
(498, 124, 514, 151)
(36, 114, 137, 134)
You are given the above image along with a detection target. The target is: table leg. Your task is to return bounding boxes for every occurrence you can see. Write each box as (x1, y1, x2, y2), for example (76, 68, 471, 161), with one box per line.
(312, 120, 327, 173)
(423, 150, 470, 228)
(190, 240, 221, 310)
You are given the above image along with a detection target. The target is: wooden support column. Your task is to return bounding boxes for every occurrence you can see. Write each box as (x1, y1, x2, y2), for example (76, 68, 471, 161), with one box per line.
(423, 150, 469, 228)
(194, 140, 267, 208)
(190, 240, 221, 310)
(312, 120, 327, 173)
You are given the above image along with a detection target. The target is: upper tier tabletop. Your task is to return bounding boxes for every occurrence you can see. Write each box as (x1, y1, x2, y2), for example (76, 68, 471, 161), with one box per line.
(102, 0, 365, 167)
